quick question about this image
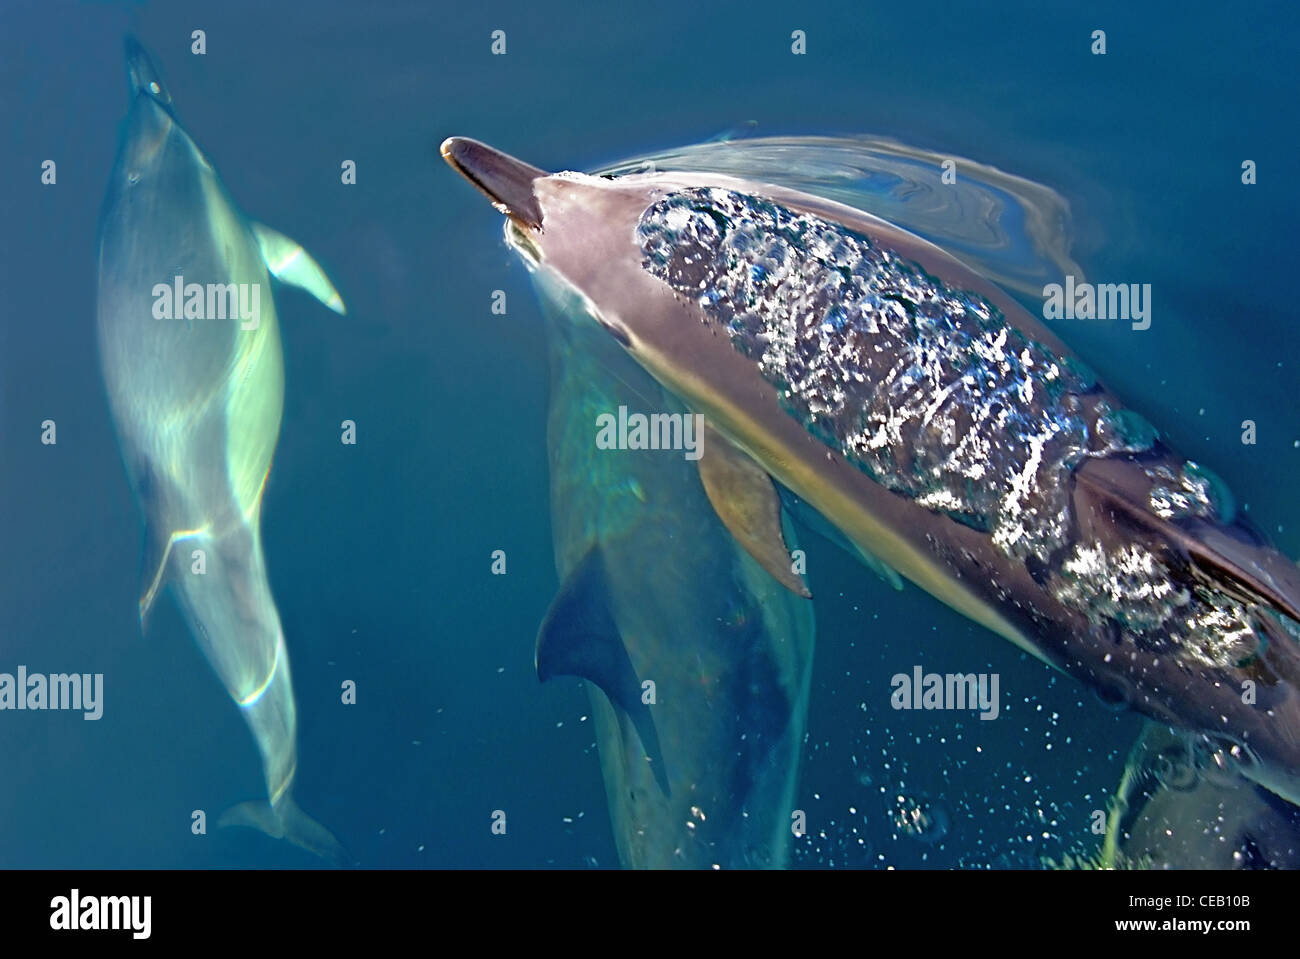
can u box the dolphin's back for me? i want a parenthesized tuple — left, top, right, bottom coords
(97, 107, 283, 535)
(539, 279, 814, 868)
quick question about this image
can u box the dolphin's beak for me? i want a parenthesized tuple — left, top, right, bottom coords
(124, 35, 173, 109)
(441, 137, 547, 231)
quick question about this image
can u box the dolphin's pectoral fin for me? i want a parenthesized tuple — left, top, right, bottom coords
(854, 544, 905, 591)
(218, 796, 354, 866)
(251, 222, 347, 315)
(696, 422, 812, 598)
(536, 547, 670, 794)
(138, 525, 173, 635)
(1074, 457, 1300, 624)
(138, 524, 202, 634)
(778, 486, 902, 589)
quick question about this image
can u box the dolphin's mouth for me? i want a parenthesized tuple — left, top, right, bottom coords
(125, 35, 174, 110)
(504, 218, 543, 266)
(441, 137, 546, 231)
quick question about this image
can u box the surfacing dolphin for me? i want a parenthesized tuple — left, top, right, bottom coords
(533, 265, 815, 868)
(526, 134, 1080, 867)
(443, 136, 1300, 809)
(97, 38, 348, 863)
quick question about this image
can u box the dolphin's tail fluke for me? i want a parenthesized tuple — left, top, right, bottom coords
(218, 796, 353, 866)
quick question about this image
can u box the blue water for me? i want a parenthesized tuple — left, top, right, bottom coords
(1, 0, 1297, 868)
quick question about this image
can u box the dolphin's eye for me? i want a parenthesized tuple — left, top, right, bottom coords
(128, 172, 140, 185)
(598, 319, 631, 348)
(149, 81, 161, 95)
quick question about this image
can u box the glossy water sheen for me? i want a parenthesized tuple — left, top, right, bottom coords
(638, 187, 1143, 564)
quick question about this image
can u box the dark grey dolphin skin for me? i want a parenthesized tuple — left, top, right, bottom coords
(533, 268, 815, 868)
(443, 137, 1300, 807)
(97, 39, 347, 862)
(1101, 723, 1300, 869)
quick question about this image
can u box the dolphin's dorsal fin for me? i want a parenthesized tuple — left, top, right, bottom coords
(696, 421, 812, 598)
(1074, 456, 1300, 624)
(1181, 523, 1300, 625)
(251, 222, 347, 315)
(536, 548, 638, 708)
(536, 547, 670, 794)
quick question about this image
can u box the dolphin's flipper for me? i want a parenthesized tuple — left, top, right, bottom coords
(778, 487, 904, 590)
(138, 525, 174, 634)
(251, 222, 347, 315)
(536, 547, 670, 794)
(138, 524, 204, 634)
(218, 796, 353, 865)
(696, 422, 811, 598)
(851, 543, 905, 591)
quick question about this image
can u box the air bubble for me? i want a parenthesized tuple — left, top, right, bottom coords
(889, 793, 950, 844)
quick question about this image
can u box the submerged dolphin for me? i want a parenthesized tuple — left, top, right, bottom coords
(97, 39, 347, 862)
(533, 265, 815, 868)
(443, 136, 1300, 808)
(1097, 723, 1300, 869)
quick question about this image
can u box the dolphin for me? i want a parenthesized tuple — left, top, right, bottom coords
(97, 38, 347, 862)
(443, 136, 1300, 809)
(533, 265, 815, 868)
(528, 135, 1079, 867)
(1097, 722, 1300, 869)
